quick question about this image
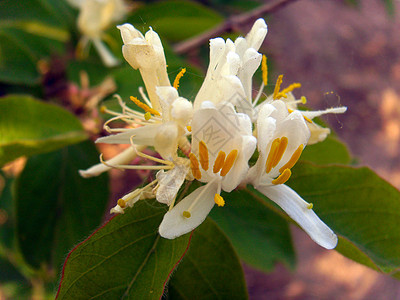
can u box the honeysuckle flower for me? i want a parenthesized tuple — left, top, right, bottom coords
(118, 24, 171, 111)
(159, 101, 257, 239)
(245, 101, 338, 249)
(68, 0, 127, 67)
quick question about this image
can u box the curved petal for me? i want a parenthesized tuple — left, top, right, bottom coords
(159, 182, 218, 239)
(245, 18, 268, 51)
(79, 146, 139, 178)
(256, 184, 338, 249)
(95, 124, 161, 145)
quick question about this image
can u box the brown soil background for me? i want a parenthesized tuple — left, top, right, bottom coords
(243, 0, 400, 299)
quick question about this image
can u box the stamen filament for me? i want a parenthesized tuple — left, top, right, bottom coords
(213, 151, 226, 173)
(220, 150, 238, 176)
(173, 68, 186, 90)
(138, 87, 152, 107)
(214, 194, 225, 207)
(279, 144, 304, 173)
(272, 168, 292, 185)
(100, 154, 172, 170)
(272, 75, 283, 100)
(253, 81, 265, 107)
(130, 96, 160, 116)
(199, 141, 209, 171)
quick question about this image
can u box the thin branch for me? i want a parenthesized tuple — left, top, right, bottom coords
(173, 0, 300, 55)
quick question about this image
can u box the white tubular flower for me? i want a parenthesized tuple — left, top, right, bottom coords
(68, 0, 127, 67)
(118, 24, 170, 111)
(193, 38, 245, 109)
(159, 101, 257, 239)
(246, 101, 338, 249)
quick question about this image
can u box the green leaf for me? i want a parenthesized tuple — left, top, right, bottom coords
(0, 172, 15, 250)
(15, 141, 109, 270)
(300, 135, 351, 165)
(0, 95, 87, 167)
(383, 0, 395, 15)
(127, 0, 223, 42)
(167, 218, 248, 299)
(289, 162, 400, 276)
(210, 189, 295, 272)
(56, 200, 191, 299)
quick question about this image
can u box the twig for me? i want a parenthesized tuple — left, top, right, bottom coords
(173, 0, 300, 54)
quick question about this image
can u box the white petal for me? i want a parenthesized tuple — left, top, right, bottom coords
(302, 107, 347, 119)
(95, 124, 161, 145)
(79, 146, 137, 178)
(117, 23, 144, 44)
(159, 182, 218, 239)
(156, 86, 179, 120)
(245, 18, 268, 51)
(256, 184, 338, 249)
(154, 122, 179, 160)
(222, 135, 256, 192)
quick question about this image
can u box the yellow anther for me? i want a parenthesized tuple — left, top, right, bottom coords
(272, 168, 292, 185)
(130, 96, 160, 116)
(117, 199, 126, 208)
(303, 115, 313, 123)
(186, 125, 192, 132)
(272, 75, 283, 100)
(288, 108, 294, 113)
(213, 151, 226, 173)
(144, 112, 151, 120)
(272, 136, 288, 168)
(277, 83, 302, 99)
(301, 96, 307, 104)
(262, 55, 268, 85)
(173, 68, 186, 90)
(199, 141, 209, 171)
(307, 203, 314, 210)
(265, 138, 281, 173)
(214, 194, 225, 207)
(279, 144, 304, 173)
(100, 105, 107, 113)
(220, 149, 238, 176)
(182, 211, 191, 218)
(189, 153, 202, 180)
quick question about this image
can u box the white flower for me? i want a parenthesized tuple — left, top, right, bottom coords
(159, 101, 256, 239)
(118, 24, 170, 111)
(68, 0, 127, 67)
(246, 101, 338, 249)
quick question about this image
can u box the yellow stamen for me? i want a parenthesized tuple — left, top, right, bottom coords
(186, 125, 192, 132)
(272, 136, 288, 168)
(144, 112, 151, 120)
(130, 96, 160, 116)
(277, 83, 302, 99)
(220, 150, 238, 176)
(213, 151, 226, 173)
(189, 153, 202, 180)
(117, 199, 126, 208)
(288, 108, 294, 113)
(214, 194, 225, 207)
(307, 203, 314, 209)
(303, 115, 313, 123)
(301, 96, 307, 104)
(272, 75, 283, 99)
(262, 55, 268, 85)
(182, 211, 191, 218)
(272, 168, 292, 185)
(199, 141, 209, 171)
(265, 138, 281, 173)
(100, 105, 107, 113)
(279, 144, 304, 173)
(173, 68, 186, 90)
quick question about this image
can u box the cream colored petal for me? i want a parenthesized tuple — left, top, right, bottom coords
(245, 18, 268, 51)
(159, 181, 218, 239)
(256, 184, 338, 249)
(95, 124, 161, 145)
(156, 164, 188, 205)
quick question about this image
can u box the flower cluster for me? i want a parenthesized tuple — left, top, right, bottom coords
(81, 18, 347, 249)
